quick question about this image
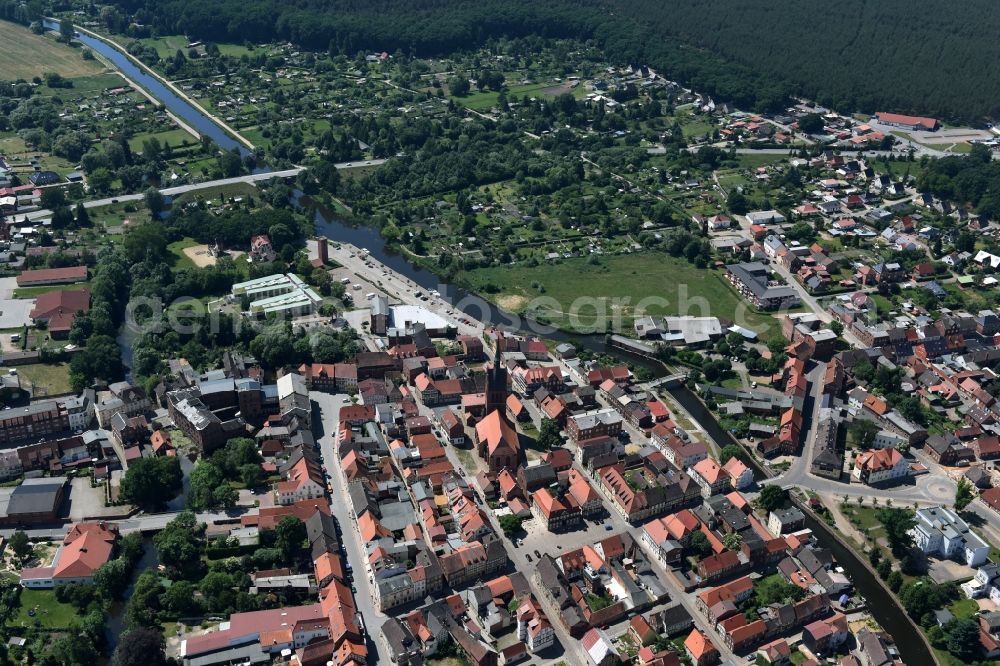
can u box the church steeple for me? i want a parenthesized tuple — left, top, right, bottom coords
(485, 332, 509, 416)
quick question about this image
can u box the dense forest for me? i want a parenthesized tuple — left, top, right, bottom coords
(91, 0, 1000, 122)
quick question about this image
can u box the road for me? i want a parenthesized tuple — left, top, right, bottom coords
(768, 362, 956, 509)
(313, 391, 393, 665)
(0, 508, 245, 540)
(17, 168, 304, 221)
(16, 161, 384, 223)
(430, 422, 587, 666)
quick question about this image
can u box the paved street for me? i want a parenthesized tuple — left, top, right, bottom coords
(18, 161, 384, 223)
(0, 508, 244, 540)
(410, 401, 584, 665)
(312, 391, 393, 665)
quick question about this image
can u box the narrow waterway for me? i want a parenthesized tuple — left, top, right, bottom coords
(42, 19, 250, 156)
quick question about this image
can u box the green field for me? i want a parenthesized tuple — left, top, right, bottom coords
(0, 21, 106, 81)
(15, 363, 74, 397)
(13, 283, 92, 299)
(128, 128, 199, 152)
(168, 237, 200, 270)
(137, 34, 253, 59)
(170, 182, 259, 207)
(462, 253, 782, 339)
(734, 153, 792, 168)
(451, 81, 581, 111)
(9, 589, 78, 629)
(35, 72, 125, 96)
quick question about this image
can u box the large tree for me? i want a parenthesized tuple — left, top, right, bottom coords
(94, 557, 132, 599)
(757, 484, 786, 513)
(153, 511, 204, 577)
(120, 456, 182, 511)
(943, 618, 983, 662)
(9, 530, 31, 563)
(876, 508, 916, 558)
(112, 627, 167, 666)
(954, 478, 974, 511)
(535, 418, 564, 450)
(275, 516, 307, 564)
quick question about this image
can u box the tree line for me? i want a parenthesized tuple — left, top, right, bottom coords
(92, 0, 1000, 122)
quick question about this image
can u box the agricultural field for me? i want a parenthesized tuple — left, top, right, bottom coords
(0, 21, 106, 81)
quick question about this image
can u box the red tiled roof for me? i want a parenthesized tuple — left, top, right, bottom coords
(54, 527, 115, 578)
(475, 409, 520, 457)
(29, 288, 90, 331)
(17, 265, 87, 286)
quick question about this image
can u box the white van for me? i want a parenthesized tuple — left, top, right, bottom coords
(340, 277, 351, 284)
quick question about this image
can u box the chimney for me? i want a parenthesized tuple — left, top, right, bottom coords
(317, 236, 329, 265)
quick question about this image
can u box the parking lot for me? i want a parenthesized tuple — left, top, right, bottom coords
(67, 477, 126, 521)
(0, 276, 34, 330)
(513, 505, 621, 565)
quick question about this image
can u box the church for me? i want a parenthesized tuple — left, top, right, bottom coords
(474, 345, 523, 474)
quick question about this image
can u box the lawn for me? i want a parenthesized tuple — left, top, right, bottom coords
(13, 283, 92, 298)
(947, 597, 980, 619)
(839, 503, 889, 549)
(734, 153, 791, 168)
(0, 21, 106, 80)
(86, 202, 150, 230)
(462, 253, 782, 340)
(451, 81, 571, 111)
(136, 34, 255, 61)
(170, 182, 259, 207)
(35, 71, 124, 96)
(128, 128, 198, 152)
(168, 237, 200, 270)
(15, 363, 74, 397)
(9, 589, 78, 629)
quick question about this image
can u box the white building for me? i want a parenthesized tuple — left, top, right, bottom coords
(962, 562, 1000, 604)
(59, 393, 94, 431)
(912, 506, 989, 568)
(872, 430, 907, 449)
(0, 449, 22, 481)
(516, 600, 554, 653)
(852, 448, 909, 485)
(231, 273, 322, 318)
(746, 210, 787, 226)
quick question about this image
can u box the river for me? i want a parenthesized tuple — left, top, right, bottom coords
(48, 20, 934, 665)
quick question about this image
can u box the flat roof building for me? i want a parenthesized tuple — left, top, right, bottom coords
(231, 273, 322, 318)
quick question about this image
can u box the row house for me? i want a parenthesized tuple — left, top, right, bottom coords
(298, 363, 359, 392)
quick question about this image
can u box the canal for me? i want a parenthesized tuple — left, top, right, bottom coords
(43, 19, 250, 156)
(668, 377, 934, 666)
(44, 19, 935, 665)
